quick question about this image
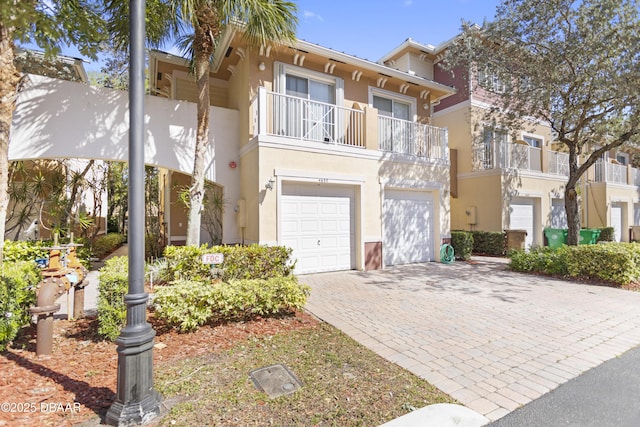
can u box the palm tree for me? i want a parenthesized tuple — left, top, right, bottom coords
(106, 0, 297, 246)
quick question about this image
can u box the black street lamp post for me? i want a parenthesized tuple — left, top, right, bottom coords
(105, 0, 162, 424)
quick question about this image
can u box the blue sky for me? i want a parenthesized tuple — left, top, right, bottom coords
(29, 0, 501, 71)
(294, 0, 501, 61)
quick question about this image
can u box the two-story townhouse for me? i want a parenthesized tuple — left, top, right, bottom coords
(147, 26, 456, 273)
(11, 32, 455, 273)
(380, 37, 640, 247)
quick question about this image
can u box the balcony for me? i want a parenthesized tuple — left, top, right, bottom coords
(474, 141, 542, 172)
(378, 116, 448, 161)
(251, 87, 448, 162)
(595, 159, 631, 185)
(548, 151, 569, 176)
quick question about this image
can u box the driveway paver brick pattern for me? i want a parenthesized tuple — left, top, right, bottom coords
(302, 257, 640, 421)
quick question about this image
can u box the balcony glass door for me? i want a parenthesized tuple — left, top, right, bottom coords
(286, 74, 335, 142)
(374, 95, 411, 153)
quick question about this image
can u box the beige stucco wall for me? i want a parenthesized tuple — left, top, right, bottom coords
(585, 182, 639, 241)
(249, 144, 450, 266)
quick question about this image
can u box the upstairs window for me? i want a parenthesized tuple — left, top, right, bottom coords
(478, 65, 509, 93)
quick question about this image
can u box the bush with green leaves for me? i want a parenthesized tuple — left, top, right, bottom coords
(509, 243, 640, 285)
(3, 240, 49, 263)
(471, 231, 505, 256)
(162, 244, 295, 283)
(152, 276, 311, 332)
(451, 231, 473, 261)
(509, 246, 570, 275)
(565, 243, 640, 285)
(596, 227, 615, 243)
(97, 256, 128, 341)
(0, 262, 41, 351)
(91, 233, 126, 259)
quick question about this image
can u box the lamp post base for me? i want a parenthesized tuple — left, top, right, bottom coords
(105, 312, 161, 426)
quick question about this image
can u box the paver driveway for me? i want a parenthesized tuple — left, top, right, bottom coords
(301, 257, 640, 421)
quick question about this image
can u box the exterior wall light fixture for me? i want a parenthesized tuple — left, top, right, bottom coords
(265, 177, 275, 190)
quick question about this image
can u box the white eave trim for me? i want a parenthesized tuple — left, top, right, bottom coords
(295, 40, 455, 96)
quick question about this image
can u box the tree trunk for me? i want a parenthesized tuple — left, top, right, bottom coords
(186, 31, 213, 246)
(565, 146, 581, 245)
(0, 23, 21, 265)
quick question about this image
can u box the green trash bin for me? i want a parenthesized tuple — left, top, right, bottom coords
(579, 228, 601, 245)
(544, 228, 567, 248)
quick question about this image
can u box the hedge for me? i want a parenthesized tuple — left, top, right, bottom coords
(152, 277, 311, 332)
(161, 244, 295, 283)
(451, 231, 473, 260)
(509, 242, 640, 285)
(0, 262, 41, 351)
(471, 231, 505, 256)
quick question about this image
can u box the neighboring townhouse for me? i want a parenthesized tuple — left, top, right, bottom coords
(585, 147, 640, 242)
(148, 25, 456, 273)
(380, 37, 640, 247)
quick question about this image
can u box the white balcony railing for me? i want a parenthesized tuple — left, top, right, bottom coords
(548, 151, 570, 176)
(378, 116, 448, 161)
(252, 88, 365, 148)
(595, 160, 627, 184)
(474, 141, 542, 171)
(632, 167, 640, 186)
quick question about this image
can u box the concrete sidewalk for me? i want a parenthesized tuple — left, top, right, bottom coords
(302, 257, 640, 423)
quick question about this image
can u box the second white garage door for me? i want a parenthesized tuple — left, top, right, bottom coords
(383, 189, 434, 266)
(281, 183, 355, 274)
(509, 198, 535, 250)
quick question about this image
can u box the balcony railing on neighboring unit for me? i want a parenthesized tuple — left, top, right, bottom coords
(548, 151, 569, 176)
(595, 159, 627, 184)
(474, 142, 542, 172)
(253, 89, 365, 148)
(378, 116, 448, 161)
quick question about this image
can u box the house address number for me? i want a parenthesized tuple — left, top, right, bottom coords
(318, 178, 329, 183)
(201, 253, 224, 265)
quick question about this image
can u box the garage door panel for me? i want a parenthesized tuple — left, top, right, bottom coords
(281, 184, 355, 274)
(383, 190, 434, 266)
(510, 198, 535, 250)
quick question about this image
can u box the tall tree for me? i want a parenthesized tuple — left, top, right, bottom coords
(443, 0, 640, 245)
(0, 0, 105, 264)
(106, 0, 297, 246)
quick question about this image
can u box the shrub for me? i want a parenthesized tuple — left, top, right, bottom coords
(596, 227, 615, 243)
(0, 262, 41, 351)
(509, 243, 640, 285)
(509, 246, 569, 275)
(153, 276, 311, 332)
(471, 231, 506, 256)
(3, 240, 49, 263)
(451, 231, 473, 260)
(91, 233, 126, 259)
(97, 256, 128, 341)
(565, 243, 640, 285)
(162, 244, 296, 283)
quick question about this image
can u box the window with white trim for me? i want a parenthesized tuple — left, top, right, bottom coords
(523, 135, 543, 148)
(479, 126, 509, 169)
(478, 65, 508, 93)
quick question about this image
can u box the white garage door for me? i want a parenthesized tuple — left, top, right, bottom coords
(510, 198, 535, 250)
(383, 189, 434, 266)
(281, 183, 355, 274)
(611, 203, 623, 242)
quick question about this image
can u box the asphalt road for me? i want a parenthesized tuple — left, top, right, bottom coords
(488, 344, 640, 427)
